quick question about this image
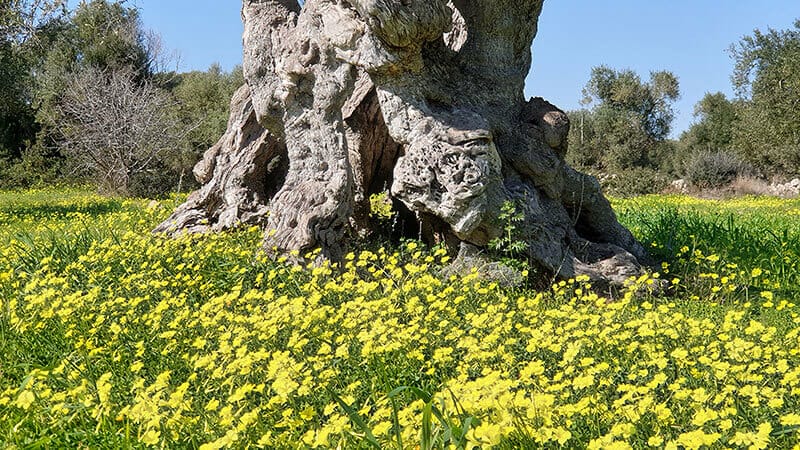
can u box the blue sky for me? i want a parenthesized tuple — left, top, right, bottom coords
(125, 0, 798, 137)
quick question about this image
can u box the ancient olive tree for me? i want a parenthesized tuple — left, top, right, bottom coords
(156, 0, 649, 286)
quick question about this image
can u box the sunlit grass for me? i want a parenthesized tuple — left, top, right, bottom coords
(1, 189, 799, 449)
(615, 195, 800, 302)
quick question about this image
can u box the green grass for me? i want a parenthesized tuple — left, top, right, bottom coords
(615, 195, 800, 301)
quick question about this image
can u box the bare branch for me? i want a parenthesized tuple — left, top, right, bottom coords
(55, 66, 189, 195)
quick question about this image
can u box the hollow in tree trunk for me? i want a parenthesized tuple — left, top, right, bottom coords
(155, 0, 649, 286)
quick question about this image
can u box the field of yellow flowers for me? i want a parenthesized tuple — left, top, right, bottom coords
(1, 188, 800, 449)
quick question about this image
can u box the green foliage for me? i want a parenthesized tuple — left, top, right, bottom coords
(165, 64, 243, 183)
(0, 1, 243, 196)
(0, 1, 238, 194)
(0, 40, 37, 163)
(3, 1, 168, 191)
(2, 1, 155, 188)
(582, 66, 679, 142)
(570, 20, 800, 184)
(0, 1, 66, 166)
(488, 200, 529, 269)
(0, 2, 67, 187)
(1, 137, 66, 189)
(729, 19, 800, 176)
(172, 64, 242, 149)
(614, 195, 800, 298)
(30, 0, 152, 123)
(565, 109, 598, 170)
(69, 0, 150, 75)
(678, 19, 800, 179)
(334, 386, 477, 450)
(648, 139, 686, 178)
(594, 108, 652, 170)
(568, 66, 680, 177)
(680, 92, 739, 154)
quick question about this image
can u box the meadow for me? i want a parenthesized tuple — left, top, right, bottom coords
(1, 188, 799, 449)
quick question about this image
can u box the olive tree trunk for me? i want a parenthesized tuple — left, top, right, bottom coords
(156, 0, 649, 286)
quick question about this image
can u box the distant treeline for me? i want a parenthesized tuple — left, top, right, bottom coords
(566, 19, 800, 195)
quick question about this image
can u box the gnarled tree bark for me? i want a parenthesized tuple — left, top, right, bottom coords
(156, 0, 649, 286)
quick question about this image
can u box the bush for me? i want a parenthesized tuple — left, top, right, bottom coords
(684, 150, 752, 188)
(0, 145, 66, 189)
(601, 167, 669, 197)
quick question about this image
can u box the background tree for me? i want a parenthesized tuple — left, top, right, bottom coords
(574, 66, 680, 172)
(0, 37, 36, 163)
(678, 92, 751, 188)
(31, 1, 152, 149)
(566, 66, 680, 195)
(2, 0, 241, 194)
(0, 0, 66, 185)
(565, 109, 598, 169)
(729, 19, 800, 176)
(21, 0, 201, 195)
(1, 0, 66, 43)
(2, 0, 156, 186)
(680, 92, 739, 153)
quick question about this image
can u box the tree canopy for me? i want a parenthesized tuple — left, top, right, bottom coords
(568, 66, 680, 178)
(680, 92, 738, 154)
(730, 19, 800, 175)
(583, 66, 680, 142)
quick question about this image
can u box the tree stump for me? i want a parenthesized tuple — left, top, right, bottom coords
(156, 0, 649, 285)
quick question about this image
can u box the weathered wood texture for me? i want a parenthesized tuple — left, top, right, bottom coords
(157, 0, 648, 285)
